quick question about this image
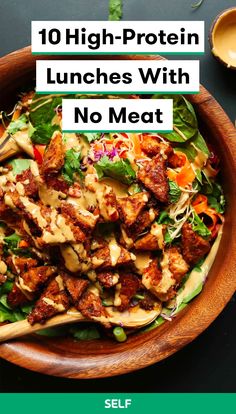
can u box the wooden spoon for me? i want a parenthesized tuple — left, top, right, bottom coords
(0, 306, 160, 342)
(0, 132, 21, 162)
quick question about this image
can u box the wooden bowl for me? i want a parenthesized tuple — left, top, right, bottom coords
(0, 47, 236, 379)
(209, 7, 236, 69)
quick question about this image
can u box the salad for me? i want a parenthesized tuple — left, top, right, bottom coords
(0, 92, 225, 342)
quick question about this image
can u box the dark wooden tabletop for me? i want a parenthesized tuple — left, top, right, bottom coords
(0, 0, 235, 392)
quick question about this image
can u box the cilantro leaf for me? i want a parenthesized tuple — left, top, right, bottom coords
(207, 194, 226, 214)
(201, 181, 226, 213)
(157, 211, 174, 225)
(164, 230, 173, 244)
(94, 156, 135, 184)
(7, 114, 28, 135)
(82, 132, 102, 143)
(62, 149, 82, 185)
(30, 95, 63, 144)
(168, 180, 181, 204)
(128, 183, 142, 195)
(211, 182, 224, 198)
(191, 212, 211, 238)
(109, 0, 122, 20)
(0, 281, 13, 296)
(8, 159, 31, 176)
(4, 233, 21, 251)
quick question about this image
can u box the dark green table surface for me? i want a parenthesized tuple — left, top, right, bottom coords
(0, 0, 235, 392)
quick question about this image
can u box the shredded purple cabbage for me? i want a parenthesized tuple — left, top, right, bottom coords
(92, 147, 118, 162)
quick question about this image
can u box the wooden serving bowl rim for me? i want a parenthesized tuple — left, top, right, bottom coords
(0, 47, 236, 379)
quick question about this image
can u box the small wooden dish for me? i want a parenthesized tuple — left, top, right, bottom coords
(0, 48, 236, 379)
(210, 7, 236, 69)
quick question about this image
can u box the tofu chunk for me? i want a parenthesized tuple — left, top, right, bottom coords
(166, 246, 189, 283)
(117, 192, 149, 227)
(135, 223, 165, 251)
(77, 291, 106, 319)
(127, 208, 158, 241)
(140, 134, 172, 157)
(7, 283, 29, 308)
(115, 273, 140, 311)
(28, 276, 70, 325)
(142, 257, 175, 302)
(91, 245, 135, 270)
(97, 271, 119, 288)
(62, 274, 89, 305)
(138, 154, 169, 203)
(182, 223, 210, 265)
(19, 266, 56, 293)
(41, 131, 65, 174)
(16, 168, 38, 198)
(61, 202, 98, 233)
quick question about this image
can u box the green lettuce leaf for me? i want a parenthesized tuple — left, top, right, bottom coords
(95, 156, 135, 184)
(191, 212, 211, 238)
(36, 327, 66, 337)
(0, 302, 25, 323)
(153, 94, 198, 142)
(191, 131, 210, 155)
(70, 325, 100, 340)
(142, 316, 165, 332)
(174, 146, 197, 162)
(174, 132, 209, 161)
(195, 168, 203, 184)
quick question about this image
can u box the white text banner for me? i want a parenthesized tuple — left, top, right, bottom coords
(62, 98, 173, 132)
(36, 60, 200, 94)
(32, 21, 204, 54)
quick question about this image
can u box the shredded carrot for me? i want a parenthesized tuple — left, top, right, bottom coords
(192, 194, 224, 234)
(167, 169, 177, 181)
(11, 108, 21, 121)
(176, 158, 195, 187)
(131, 133, 142, 156)
(204, 208, 219, 230)
(192, 194, 208, 215)
(172, 151, 187, 167)
(0, 124, 5, 138)
(93, 142, 103, 152)
(19, 240, 30, 248)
